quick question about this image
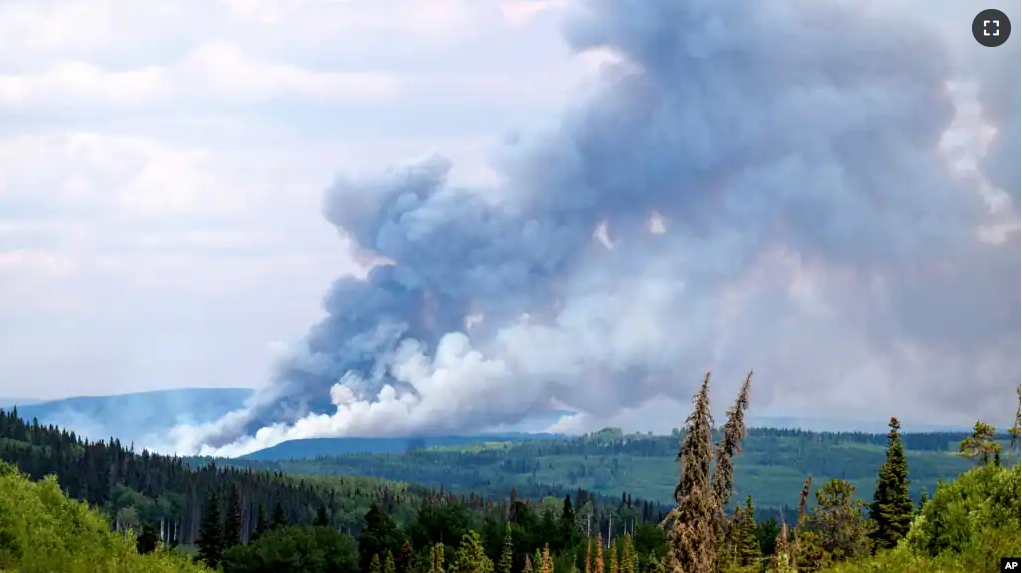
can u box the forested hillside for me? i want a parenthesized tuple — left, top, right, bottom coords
(0, 406, 673, 547)
(2, 375, 1017, 573)
(217, 426, 1010, 511)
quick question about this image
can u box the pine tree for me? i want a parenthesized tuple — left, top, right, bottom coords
(523, 554, 534, 573)
(869, 417, 913, 551)
(271, 500, 287, 528)
(666, 372, 716, 573)
(385, 550, 397, 573)
(432, 543, 445, 573)
(916, 489, 928, 517)
(498, 523, 514, 573)
(561, 495, 576, 543)
(371, 553, 383, 573)
(534, 549, 543, 573)
(251, 503, 268, 542)
(541, 544, 553, 573)
(222, 483, 242, 548)
(621, 535, 635, 573)
(585, 538, 593, 573)
(196, 490, 224, 568)
(314, 504, 330, 527)
(646, 551, 665, 573)
(455, 531, 494, 573)
(595, 535, 605, 573)
(735, 497, 761, 568)
(609, 544, 618, 573)
(959, 421, 1001, 465)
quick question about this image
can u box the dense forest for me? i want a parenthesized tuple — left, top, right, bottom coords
(207, 426, 1011, 511)
(1, 375, 1019, 572)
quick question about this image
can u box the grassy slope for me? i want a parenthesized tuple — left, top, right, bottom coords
(0, 460, 209, 573)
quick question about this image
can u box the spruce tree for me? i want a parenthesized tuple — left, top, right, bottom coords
(196, 490, 224, 568)
(869, 417, 913, 551)
(371, 553, 383, 573)
(621, 535, 635, 573)
(222, 483, 242, 548)
(735, 497, 761, 568)
(251, 503, 268, 542)
(609, 544, 618, 573)
(666, 372, 716, 573)
(498, 523, 514, 573)
(271, 500, 287, 528)
(385, 550, 397, 573)
(454, 531, 494, 573)
(523, 554, 534, 573)
(314, 504, 331, 527)
(958, 421, 1001, 465)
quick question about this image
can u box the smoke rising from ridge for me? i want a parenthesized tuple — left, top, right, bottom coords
(173, 0, 1020, 457)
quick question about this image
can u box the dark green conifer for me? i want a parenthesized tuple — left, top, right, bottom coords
(222, 484, 242, 548)
(869, 417, 913, 551)
(271, 500, 288, 529)
(196, 491, 224, 568)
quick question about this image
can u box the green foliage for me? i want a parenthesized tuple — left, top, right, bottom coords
(868, 417, 913, 551)
(905, 463, 1020, 557)
(223, 484, 243, 548)
(360, 502, 407, 573)
(0, 460, 210, 572)
(499, 523, 514, 573)
(454, 530, 494, 573)
(958, 421, 1001, 465)
(196, 490, 224, 568)
(797, 479, 872, 569)
(220, 524, 359, 573)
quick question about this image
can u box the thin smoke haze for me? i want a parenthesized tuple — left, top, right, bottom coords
(170, 0, 1020, 458)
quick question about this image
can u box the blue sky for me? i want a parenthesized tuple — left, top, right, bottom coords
(0, 0, 1018, 447)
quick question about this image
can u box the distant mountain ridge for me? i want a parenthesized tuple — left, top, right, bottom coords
(0, 388, 972, 457)
(4, 387, 255, 447)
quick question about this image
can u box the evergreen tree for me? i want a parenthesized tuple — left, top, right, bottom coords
(561, 495, 576, 543)
(958, 421, 1001, 465)
(739, 494, 764, 563)
(621, 535, 635, 573)
(523, 554, 534, 573)
(271, 500, 287, 529)
(314, 504, 331, 527)
(385, 550, 397, 573)
(498, 523, 514, 573)
(541, 544, 553, 573)
(251, 503, 268, 543)
(431, 543, 445, 573)
(608, 544, 618, 573)
(594, 535, 604, 573)
(915, 490, 928, 518)
(196, 491, 224, 568)
(666, 373, 716, 573)
(360, 502, 405, 573)
(371, 553, 383, 573)
(646, 551, 665, 573)
(135, 522, 160, 555)
(805, 479, 872, 564)
(454, 530, 494, 573)
(222, 483, 242, 548)
(869, 417, 913, 551)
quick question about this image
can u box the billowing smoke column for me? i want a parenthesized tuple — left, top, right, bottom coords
(176, 0, 1020, 457)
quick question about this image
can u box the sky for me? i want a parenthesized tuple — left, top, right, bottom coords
(0, 0, 1019, 450)
(0, 0, 599, 399)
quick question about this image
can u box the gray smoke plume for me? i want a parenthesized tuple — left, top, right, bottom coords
(174, 0, 1020, 457)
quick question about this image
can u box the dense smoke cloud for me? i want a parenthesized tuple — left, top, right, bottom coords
(173, 0, 1020, 457)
